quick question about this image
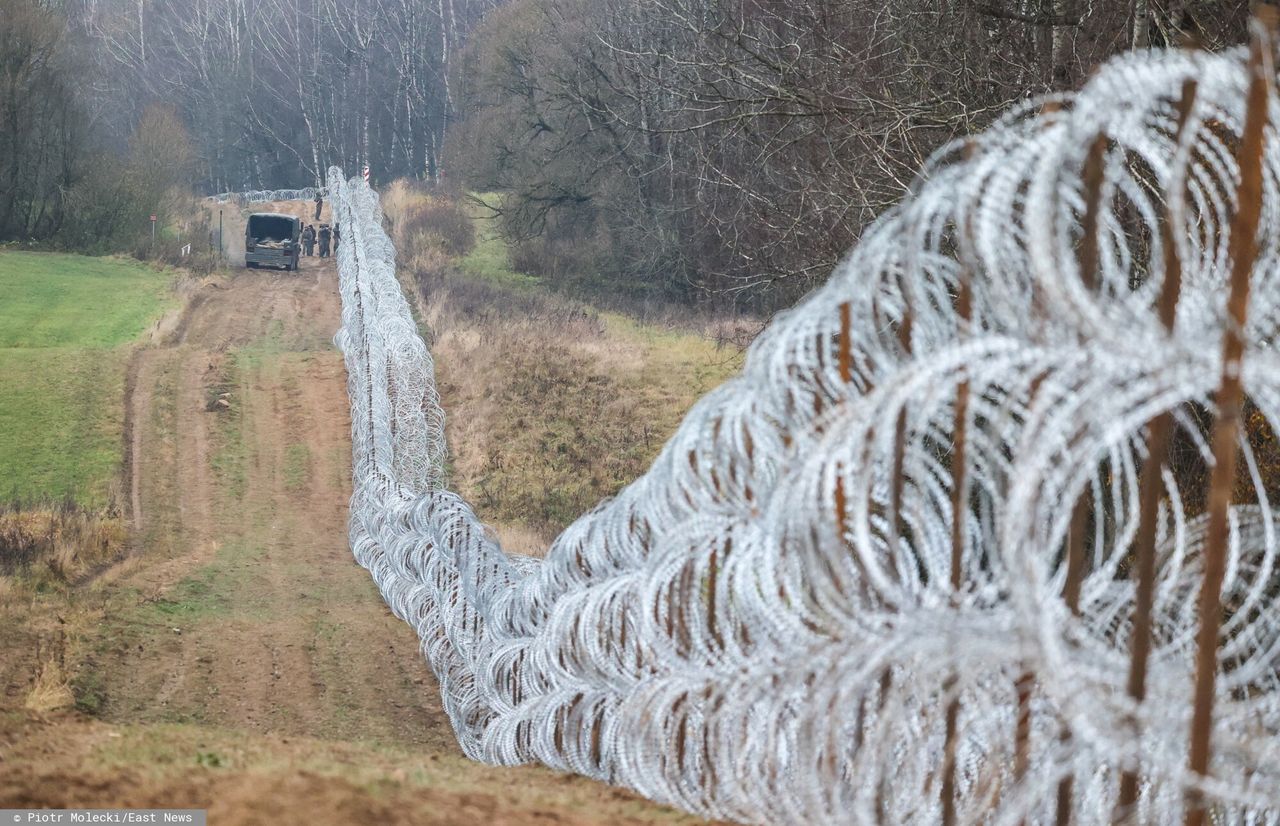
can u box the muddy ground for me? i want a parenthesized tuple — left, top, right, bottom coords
(0, 201, 705, 825)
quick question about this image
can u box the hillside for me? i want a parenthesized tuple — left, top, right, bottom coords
(389, 188, 750, 550)
(0, 200, 736, 823)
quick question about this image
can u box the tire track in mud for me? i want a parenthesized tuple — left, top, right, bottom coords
(1, 223, 705, 824)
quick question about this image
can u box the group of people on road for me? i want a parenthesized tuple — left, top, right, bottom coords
(300, 222, 339, 258)
(301, 194, 340, 258)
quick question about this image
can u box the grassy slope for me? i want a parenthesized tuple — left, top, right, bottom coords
(2, 256, 703, 825)
(457, 198, 541, 291)
(0, 252, 173, 504)
(428, 194, 746, 546)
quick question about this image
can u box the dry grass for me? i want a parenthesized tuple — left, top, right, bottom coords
(0, 500, 128, 581)
(383, 180, 475, 275)
(390, 187, 748, 550)
(380, 179, 422, 228)
(25, 659, 75, 712)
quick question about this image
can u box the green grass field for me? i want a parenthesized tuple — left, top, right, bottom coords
(457, 194, 541, 290)
(0, 252, 174, 504)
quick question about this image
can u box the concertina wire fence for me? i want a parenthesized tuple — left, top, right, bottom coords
(314, 30, 1280, 826)
(208, 186, 327, 206)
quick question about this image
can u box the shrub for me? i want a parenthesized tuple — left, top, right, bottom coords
(0, 498, 127, 579)
(381, 179, 424, 227)
(402, 197, 476, 258)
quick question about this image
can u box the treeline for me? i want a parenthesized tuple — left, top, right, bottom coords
(2, 0, 213, 254)
(0, 0, 194, 249)
(75, 0, 499, 191)
(2, 0, 493, 250)
(1, 0, 1252, 303)
(444, 0, 1250, 307)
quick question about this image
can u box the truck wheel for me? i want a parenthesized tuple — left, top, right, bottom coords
(247, 262, 259, 269)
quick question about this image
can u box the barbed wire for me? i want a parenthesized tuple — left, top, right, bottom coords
(206, 187, 328, 206)
(324, 35, 1280, 826)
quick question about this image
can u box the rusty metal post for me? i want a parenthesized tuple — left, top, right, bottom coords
(1049, 122, 1112, 826)
(1185, 11, 1275, 826)
(1116, 75, 1200, 815)
(942, 141, 978, 826)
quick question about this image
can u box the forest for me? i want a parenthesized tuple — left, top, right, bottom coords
(0, 0, 1252, 305)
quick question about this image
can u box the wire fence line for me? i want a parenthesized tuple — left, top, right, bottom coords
(321, 33, 1280, 826)
(206, 187, 328, 206)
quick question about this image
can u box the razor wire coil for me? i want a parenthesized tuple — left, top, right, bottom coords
(313, 42, 1280, 826)
(207, 187, 328, 206)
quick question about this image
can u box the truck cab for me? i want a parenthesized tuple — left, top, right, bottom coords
(245, 213, 301, 272)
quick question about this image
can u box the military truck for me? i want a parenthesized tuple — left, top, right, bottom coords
(244, 213, 301, 271)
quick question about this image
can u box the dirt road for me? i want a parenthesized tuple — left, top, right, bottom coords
(0, 207, 700, 825)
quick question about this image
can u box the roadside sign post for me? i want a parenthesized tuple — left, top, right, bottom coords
(150, 214, 157, 247)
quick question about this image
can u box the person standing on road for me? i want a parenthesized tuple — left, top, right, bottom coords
(318, 224, 331, 258)
(332, 223, 340, 255)
(314, 193, 323, 221)
(302, 224, 316, 257)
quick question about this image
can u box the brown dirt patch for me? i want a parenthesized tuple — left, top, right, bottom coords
(0, 230, 705, 823)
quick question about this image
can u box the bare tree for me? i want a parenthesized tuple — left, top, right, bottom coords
(448, 0, 1249, 306)
(68, 0, 501, 191)
(0, 0, 87, 239)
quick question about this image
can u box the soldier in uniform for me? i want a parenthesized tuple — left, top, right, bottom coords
(318, 224, 332, 258)
(302, 224, 316, 257)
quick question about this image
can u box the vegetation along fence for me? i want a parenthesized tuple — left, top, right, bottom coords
(207, 188, 328, 206)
